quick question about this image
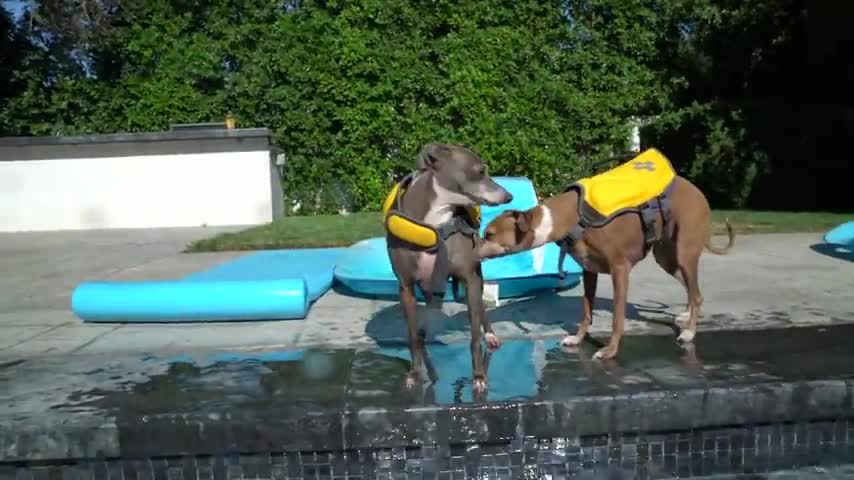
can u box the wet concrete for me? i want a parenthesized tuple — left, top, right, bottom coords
(3, 324, 854, 462)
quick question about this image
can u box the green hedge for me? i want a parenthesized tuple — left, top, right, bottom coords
(1, 0, 687, 213)
(6, 0, 848, 212)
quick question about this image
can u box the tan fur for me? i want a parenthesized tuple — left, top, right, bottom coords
(479, 176, 735, 360)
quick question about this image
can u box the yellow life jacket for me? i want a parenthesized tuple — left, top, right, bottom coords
(572, 148, 677, 226)
(556, 148, 678, 277)
(381, 172, 481, 250)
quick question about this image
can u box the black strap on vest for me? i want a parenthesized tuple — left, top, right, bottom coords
(556, 224, 586, 280)
(428, 215, 480, 299)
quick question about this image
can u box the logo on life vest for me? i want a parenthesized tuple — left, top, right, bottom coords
(632, 161, 656, 172)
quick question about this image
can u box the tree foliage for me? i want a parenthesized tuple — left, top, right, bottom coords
(2, 0, 851, 212)
(646, 0, 853, 210)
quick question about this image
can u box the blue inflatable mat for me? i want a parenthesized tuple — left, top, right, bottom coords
(824, 221, 854, 247)
(72, 248, 344, 323)
(334, 176, 583, 300)
(183, 249, 341, 301)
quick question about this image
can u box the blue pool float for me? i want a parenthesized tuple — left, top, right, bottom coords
(72, 248, 344, 323)
(71, 176, 584, 323)
(824, 221, 854, 247)
(334, 176, 583, 300)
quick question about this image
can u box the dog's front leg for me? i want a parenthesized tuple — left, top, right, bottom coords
(562, 269, 597, 347)
(595, 261, 629, 360)
(400, 283, 427, 389)
(473, 264, 501, 350)
(464, 275, 489, 393)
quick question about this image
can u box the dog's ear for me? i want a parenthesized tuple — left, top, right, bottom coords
(513, 210, 533, 233)
(415, 143, 449, 171)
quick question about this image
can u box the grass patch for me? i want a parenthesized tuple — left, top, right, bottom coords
(710, 210, 849, 235)
(186, 212, 384, 252)
(186, 210, 851, 252)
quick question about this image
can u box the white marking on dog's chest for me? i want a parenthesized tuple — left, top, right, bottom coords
(531, 245, 546, 273)
(424, 179, 468, 226)
(533, 206, 553, 247)
(424, 204, 454, 226)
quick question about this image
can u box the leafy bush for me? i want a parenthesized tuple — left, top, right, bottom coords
(644, 103, 769, 209)
(2, 0, 687, 213)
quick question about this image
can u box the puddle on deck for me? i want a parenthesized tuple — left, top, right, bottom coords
(2, 324, 854, 422)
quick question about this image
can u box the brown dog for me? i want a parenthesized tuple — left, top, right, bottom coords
(477, 155, 735, 360)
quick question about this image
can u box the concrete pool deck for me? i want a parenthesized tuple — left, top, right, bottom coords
(0, 228, 852, 359)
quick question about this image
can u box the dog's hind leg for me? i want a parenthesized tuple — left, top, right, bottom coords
(653, 241, 691, 326)
(562, 269, 597, 347)
(675, 249, 703, 344)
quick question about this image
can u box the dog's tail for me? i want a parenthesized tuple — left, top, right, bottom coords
(705, 219, 735, 255)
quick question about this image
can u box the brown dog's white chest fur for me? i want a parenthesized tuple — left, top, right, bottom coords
(533, 205, 611, 273)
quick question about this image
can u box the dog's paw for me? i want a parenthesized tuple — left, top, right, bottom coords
(426, 297, 443, 310)
(677, 329, 696, 344)
(593, 345, 618, 360)
(561, 335, 582, 347)
(484, 332, 502, 350)
(405, 373, 419, 390)
(472, 377, 488, 393)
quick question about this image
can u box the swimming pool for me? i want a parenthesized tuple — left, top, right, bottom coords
(4, 324, 854, 479)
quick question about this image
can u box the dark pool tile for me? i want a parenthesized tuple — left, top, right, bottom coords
(521, 401, 580, 439)
(663, 438, 677, 455)
(676, 461, 691, 479)
(834, 419, 847, 443)
(0, 468, 19, 480)
(343, 405, 448, 449)
(209, 456, 227, 480)
(26, 469, 46, 480)
(124, 460, 150, 480)
(715, 436, 730, 453)
(120, 405, 345, 456)
(447, 403, 521, 445)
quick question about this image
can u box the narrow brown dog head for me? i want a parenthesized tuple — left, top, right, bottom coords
(478, 209, 537, 259)
(416, 143, 513, 206)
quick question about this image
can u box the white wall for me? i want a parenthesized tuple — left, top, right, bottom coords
(0, 150, 283, 232)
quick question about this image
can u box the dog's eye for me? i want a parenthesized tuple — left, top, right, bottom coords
(484, 231, 494, 240)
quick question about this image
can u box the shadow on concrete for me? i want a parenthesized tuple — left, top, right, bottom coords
(810, 242, 854, 263)
(364, 290, 683, 346)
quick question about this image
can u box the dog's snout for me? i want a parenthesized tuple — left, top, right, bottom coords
(505, 192, 514, 203)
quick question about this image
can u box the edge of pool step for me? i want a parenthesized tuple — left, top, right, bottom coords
(2, 377, 852, 463)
